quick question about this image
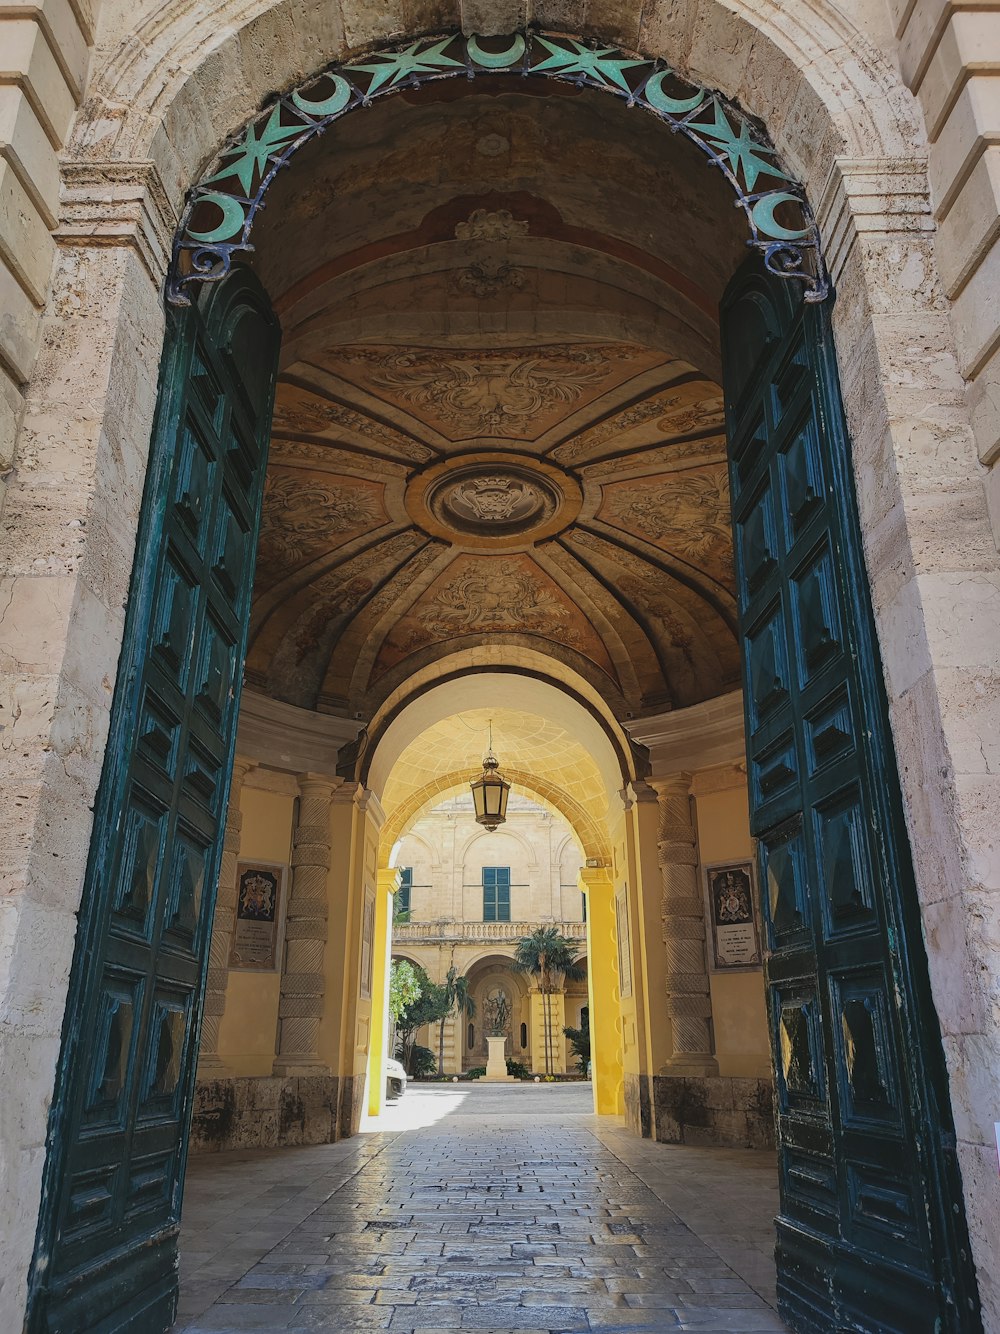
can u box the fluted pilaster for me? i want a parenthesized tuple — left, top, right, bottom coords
(198, 759, 252, 1074)
(652, 773, 718, 1075)
(273, 775, 338, 1074)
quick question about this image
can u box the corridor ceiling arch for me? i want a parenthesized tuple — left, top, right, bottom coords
(364, 675, 626, 810)
(381, 767, 609, 865)
(167, 30, 828, 305)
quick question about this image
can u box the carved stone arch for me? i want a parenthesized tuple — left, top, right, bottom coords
(456, 823, 541, 876)
(390, 828, 442, 875)
(552, 830, 584, 864)
(389, 949, 424, 972)
(71, 0, 926, 306)
(164, 30, 829, 304)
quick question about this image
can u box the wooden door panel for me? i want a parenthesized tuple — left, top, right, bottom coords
(27, 271, 279, 1334)
(722, 263, 982, 1334)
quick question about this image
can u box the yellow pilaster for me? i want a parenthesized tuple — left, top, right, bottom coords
(581, 868, 624, 1115)
(627, 782, 674, 1075)
(367, 867, 400, 1116)
(528, 990, 567, 1075)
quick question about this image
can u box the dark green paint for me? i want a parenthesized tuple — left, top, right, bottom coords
(722, 262, 981, 1334)
(27, 270, 280, 1334)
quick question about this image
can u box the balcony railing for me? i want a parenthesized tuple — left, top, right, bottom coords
(392, 919, 585, 945)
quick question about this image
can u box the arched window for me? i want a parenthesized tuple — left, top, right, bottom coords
(520, 1022, 527, 1049)
(581, 1006, 589, 1030)
(467, 1023, 475, 1051)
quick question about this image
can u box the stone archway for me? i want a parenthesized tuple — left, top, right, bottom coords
(2, 2, 998, 1330)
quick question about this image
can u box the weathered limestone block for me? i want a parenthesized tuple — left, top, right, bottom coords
(653, 1075, 776, 1150)
(190, 1075, 341, 1152)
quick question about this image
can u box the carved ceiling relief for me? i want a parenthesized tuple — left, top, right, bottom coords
(451, 209, 530, 299)
(256, 471, 388, 577)
(373, 555, 616, 681)
(329, 344, 663, 441)
(249, 335, 739, 714)
(597, 466, 735, 586)
(554, 378, 726, 465)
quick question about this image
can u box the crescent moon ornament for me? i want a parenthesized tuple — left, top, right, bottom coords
(467, 34, 526, 68)
(750, 191, 811, 241)
(186, 191, 248, 245)
(644, 69, 705, 116)
(291, 74, 352, 118)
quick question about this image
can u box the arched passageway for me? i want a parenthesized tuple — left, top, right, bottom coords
(10, 26, 986, 1334)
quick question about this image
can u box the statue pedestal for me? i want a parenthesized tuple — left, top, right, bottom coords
(484, 1034, 513, 1081)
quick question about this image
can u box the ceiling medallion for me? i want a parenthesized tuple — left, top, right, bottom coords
(406, 453, 582, 549)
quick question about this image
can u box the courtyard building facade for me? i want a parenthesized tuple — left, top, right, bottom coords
(0, 5, 999, 1334)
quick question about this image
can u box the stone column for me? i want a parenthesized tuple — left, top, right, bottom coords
(273, 775, 338, 1075)
(198, 758, 252, 1074)
(651, 774, 718, 1076)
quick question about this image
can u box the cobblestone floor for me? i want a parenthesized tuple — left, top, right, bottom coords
(174, 1084, 788, 1333)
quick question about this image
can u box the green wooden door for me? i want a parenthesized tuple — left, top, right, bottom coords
(27, 270, 280, 1333)
(721, 264, 981, 1333)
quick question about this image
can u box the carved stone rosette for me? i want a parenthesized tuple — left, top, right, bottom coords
(273, 775, 338, 1074)
(198, 759, 252, 1073)
(652, 773, 718, 1075)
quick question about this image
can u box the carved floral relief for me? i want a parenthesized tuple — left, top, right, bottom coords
(330, 344, 658, 440)
(598, 465, 734, 584)
(258, 472, 386, 564)
(271, 384, 431, 460)
(373, 554, 614, 676)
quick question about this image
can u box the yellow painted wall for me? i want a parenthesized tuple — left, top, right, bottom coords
(694, 780, 771, 1079)
(216, 784, 294, 1075)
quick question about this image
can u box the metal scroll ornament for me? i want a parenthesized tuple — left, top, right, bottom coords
(167, 31, 828, 305)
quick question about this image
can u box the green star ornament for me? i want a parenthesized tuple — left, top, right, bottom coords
(203, 104, 304, 196)
(349, 38, 465, 96)
(690, 102, 789, 191)
(531, 36, 648, 93)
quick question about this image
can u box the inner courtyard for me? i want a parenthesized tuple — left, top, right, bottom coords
(2, 12, 999, 1334)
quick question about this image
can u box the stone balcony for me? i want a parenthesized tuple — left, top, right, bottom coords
(392, 919, 585, 945)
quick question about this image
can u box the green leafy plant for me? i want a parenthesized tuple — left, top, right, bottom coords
(395, 967, 451, 1072)
(513, 927, 586, 1075)
(389, 959, 422, 1024)
(563, 1023, 591, 1075)
(465, 1066, 486, 1079)
(409, 1045, 437, 1078)
(506, 1058, 530, 1079)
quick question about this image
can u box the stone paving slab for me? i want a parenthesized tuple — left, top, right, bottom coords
(174, 1085, 788, 1334)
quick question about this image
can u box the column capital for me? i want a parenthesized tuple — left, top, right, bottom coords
(621, 780, 660, 811)
(579, 866, 613, 889)
(378, 867, 402, 895)
(355, 786, 386, 830)
(648, 772, 694, 801)
(297, 773, 341, 802)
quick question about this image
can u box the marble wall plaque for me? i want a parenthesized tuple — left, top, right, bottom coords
(229, 861, 286, 970)
(705, 861, 762, 969)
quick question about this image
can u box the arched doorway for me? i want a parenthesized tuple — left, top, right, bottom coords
(20, 28, 982, 1334)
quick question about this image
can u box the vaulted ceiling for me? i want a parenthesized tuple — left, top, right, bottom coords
(245, 78, 745, 725)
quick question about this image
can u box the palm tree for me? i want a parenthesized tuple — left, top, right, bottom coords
(437, 966, 475, 1075)
(513, 927, 586, 1075)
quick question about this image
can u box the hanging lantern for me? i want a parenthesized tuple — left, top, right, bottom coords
(470, 724, 510, 830)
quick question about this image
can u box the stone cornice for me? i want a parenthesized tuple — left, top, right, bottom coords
(241, 765, 298, 797)
(57, 160, 179, 282)
(626, 691, 745, 776)
(236, 690, 362, 777)
(816, 155, 932, 284)
(690, 763, 748, 797)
